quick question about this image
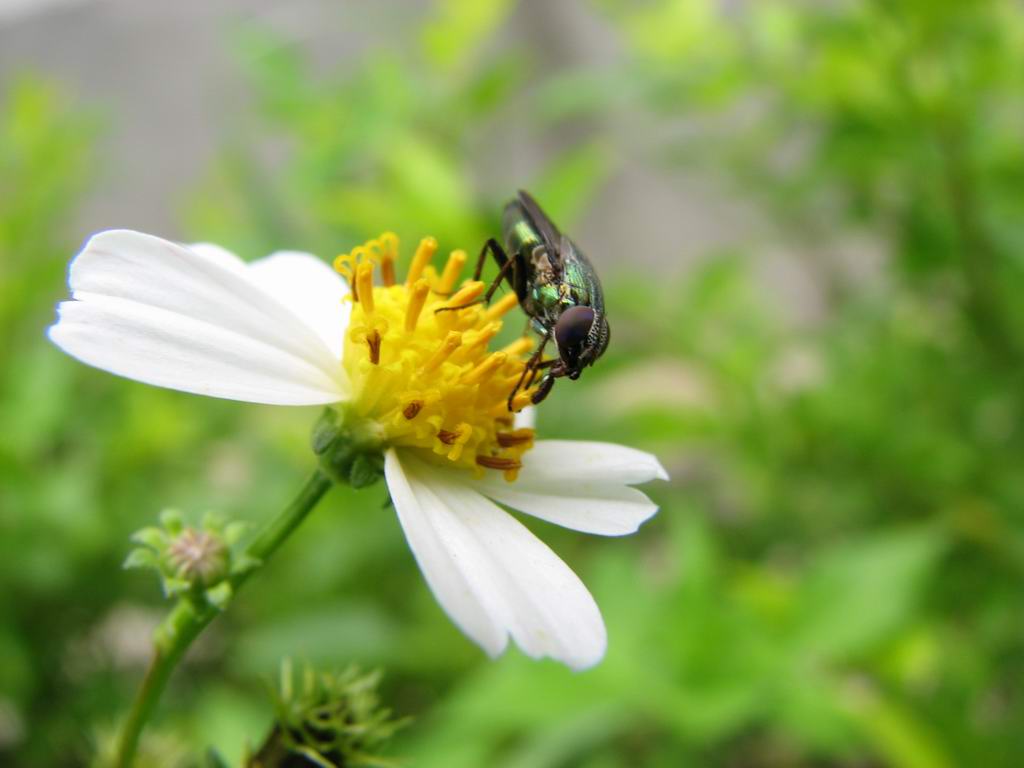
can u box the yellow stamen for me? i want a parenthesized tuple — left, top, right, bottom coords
(437, 422, 473, 460)
(484, 292, 520, 321)
(444, 280, 485, 310)
(508, 391, 534, 412)
(500, 336, 535, 358)
(379, 232, 398, 286)
(464, 322, 500, 352)
(405, 279, 430, 332)
(342, 232, 536, 481)
(406, 237, 437, 286)
(464, 352, 507, 385)
(437, 250, 467, 294)
(356, 262, 375, 315)
(366, 329, 382, 365)
(421, 331, 462, 373)
(476, 455, 522, 471)
(497, 428, 535, 447)
(495, 374, 525, 393)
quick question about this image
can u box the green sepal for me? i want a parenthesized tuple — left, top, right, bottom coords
(162, 576, 192, 598)
(317, 438, 358, 485)
(131, 526, 167, 550)
(223, 521, 249, 546)
(201, 511, 226, 530)
(123, 548, 158, 570)
(206, 581, 233, 610)
(232, 553, 263, 576)
(350, 452, 385, 489)
(312, 406, 386, 489)
(311, 407, 343, 455)
(159, 509, 185, 535)
(317, 435, 385, 488)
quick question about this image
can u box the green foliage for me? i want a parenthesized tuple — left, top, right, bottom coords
(5, 0, 1024, 766)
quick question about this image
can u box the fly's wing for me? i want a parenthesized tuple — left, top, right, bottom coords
(559, 233, 604, 306)
(517, 190, 604, 306)
(516, 190, 562, 249)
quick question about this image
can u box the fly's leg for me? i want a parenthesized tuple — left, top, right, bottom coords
(484, 256, 516, 303)
(507, 332, 551, 411)
(472, 238, 503, 280)
(524, 357, 556, 390)
(435, 238, 516, 313)
(531, 371, 557, 404)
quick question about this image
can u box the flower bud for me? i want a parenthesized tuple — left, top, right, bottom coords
(166, 527, 230, 588)
(126, 510, 249, 606)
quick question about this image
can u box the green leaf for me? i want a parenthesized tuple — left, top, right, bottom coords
(793, 527, 946, 659)
(420, 0, 515, 75)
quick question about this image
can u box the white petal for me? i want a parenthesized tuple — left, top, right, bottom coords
(49, 230, 348, 405)
(246, 251, 350, 359)
(187, 242, 249, 273)
(467, 440, 666, 536)
(189, 243, 351, 365)
(386, 449, 606, 670)
(384, 449, 508, 658)
(471, 476, 658, 536)
(517, 440, 669, 484)
(49, 298, 344, 404)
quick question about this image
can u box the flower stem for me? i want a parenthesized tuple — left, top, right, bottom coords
(115, 469, 334, 768)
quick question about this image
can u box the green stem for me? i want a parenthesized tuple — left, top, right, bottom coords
(115, 469, 333, 768)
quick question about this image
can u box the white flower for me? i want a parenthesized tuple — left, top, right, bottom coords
(49, 229, 668, 670)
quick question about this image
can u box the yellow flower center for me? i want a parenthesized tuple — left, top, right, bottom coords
(333, 233, 536, 481)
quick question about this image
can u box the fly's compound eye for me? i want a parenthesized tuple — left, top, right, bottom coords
(554, 306, 595, 370)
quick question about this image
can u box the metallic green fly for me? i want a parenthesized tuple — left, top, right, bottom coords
(468, 190, 610, 409)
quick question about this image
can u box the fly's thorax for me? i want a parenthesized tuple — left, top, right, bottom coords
(528, 281, 567, 319)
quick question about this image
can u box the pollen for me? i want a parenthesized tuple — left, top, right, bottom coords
(335, 234, 537, 480)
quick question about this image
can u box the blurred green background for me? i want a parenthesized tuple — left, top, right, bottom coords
(3, 0, 1024, 765)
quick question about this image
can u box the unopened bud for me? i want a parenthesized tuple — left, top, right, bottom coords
(167, 527, 229, 587)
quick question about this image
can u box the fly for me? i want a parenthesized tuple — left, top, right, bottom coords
(447, 190, 610, 410)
